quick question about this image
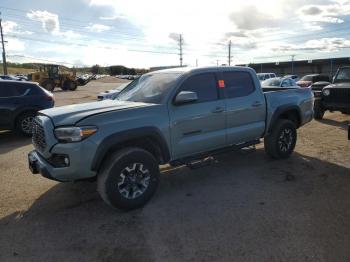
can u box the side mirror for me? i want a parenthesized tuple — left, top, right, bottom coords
(174, 91, 198, 105)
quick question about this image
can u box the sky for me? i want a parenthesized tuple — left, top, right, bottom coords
(1, 0, 350, 68)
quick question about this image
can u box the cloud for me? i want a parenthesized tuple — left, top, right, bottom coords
(86, 24, 112, 32)
(272, 37, 350, 52)
(3, 21, 18, 33)
(168, 33, 180, 42)
(27, 10, 60, 33)
(6, 37, 25, 52)
(298, 2, 350, 24)
(229, 6, 280, 30)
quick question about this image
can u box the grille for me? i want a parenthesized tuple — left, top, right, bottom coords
(324, 88, 350, 103)
(32, 117, 46, 152)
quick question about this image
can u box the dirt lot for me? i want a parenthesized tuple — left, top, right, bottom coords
(0, 77, 349, 262)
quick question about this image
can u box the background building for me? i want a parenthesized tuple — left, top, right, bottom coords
(239, 57, 350, 77)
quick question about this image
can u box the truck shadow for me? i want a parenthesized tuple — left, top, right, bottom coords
(0, 131, 32, 155)
(319, 117, 350, 130)
(1, 149, 349, 261)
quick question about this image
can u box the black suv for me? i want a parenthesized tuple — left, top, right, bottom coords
(0, 81, 54, 135)
(314, 67, 350, 119)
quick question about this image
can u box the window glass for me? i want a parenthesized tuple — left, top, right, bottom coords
(223, 71, 255, 98)
(0, 83, 17, 97)
(15, 83, 32, 96)
(179, 73, 218, 103)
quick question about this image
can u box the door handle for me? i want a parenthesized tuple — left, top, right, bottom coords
(252, 101, 263, 107)
(212, 107, 224, 113)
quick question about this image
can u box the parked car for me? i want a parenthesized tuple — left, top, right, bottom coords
(0, 75, 21, 81)
(97, 78, 140, 101)
(284, 75, 299, 82)
(15, 74, 28, 81)
(0, 81, 54, 136)
(313, 66, 350, 119)
(257, 73, 276, 81)
(297, 74, 330, 88)
(262, 77, 299, 89)
(28, 66, 313, 210)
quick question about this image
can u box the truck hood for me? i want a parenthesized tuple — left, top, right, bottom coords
(39, 100, 154, 126)
(326, 82, 350, 89)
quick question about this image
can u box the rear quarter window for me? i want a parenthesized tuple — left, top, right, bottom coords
(223, 71, 255, 98)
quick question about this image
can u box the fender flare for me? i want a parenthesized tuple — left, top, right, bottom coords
(91, 127, 170, 171)
(268, 105, 302, 132)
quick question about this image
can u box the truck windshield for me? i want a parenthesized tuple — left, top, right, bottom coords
(334, 68, 350, 83)
(116, 72, 181, 104)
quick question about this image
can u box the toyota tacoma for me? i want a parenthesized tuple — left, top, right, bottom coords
(28, 66, 313, 210)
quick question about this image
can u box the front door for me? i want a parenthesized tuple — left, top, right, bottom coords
(169, 73, 226, 159)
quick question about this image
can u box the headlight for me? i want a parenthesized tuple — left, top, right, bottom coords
(54, 126, 97, 142)
(323, 89, 330, 96)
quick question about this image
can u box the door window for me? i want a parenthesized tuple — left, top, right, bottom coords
(0, 83, 18, 97)
(223, 71, 255, 98)
(178, 73, 218, 103)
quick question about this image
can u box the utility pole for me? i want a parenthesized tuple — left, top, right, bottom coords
(291, 54, 296, 75)
(216, 60, 219, 66)
(228, 40, 232, 66)
(196, 59, 198, 67)
(0, 13, 8, 75)
(179, 34, 183, 67)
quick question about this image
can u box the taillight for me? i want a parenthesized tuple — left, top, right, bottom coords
(47, 94, 55, 102)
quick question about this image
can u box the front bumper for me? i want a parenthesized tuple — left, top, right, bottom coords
(28, 144, 97, 182)
(28, 150, 63, 182)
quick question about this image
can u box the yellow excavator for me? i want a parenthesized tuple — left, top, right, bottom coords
(29, 64, 79, 91)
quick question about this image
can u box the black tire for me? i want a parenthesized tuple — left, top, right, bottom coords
(61, 80, 76, 91)
(314, 100, 325, 120)
(97, 147, 159, 210)
(264, 119, 297, 159)
(42, 80, 55, 91)
(16, 111, 36, 136)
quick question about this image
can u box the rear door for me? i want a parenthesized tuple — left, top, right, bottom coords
(222, 71, 266, 145)
(0, 82, 19, 128)
(169, 72, 226, 159)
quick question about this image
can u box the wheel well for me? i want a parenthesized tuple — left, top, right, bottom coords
(278, 109, 301, 128)
(97, 137, 166, 171)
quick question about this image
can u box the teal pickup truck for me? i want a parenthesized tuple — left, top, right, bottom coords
(28, 66, 313, 210)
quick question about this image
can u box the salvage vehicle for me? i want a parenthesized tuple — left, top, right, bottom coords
(0, 81, 54, 136)
(97, 77, 139, 101)
(257, 73, 276, 81)
(261, 77, 299, 89)
(28, 66, 313, 210)
(297, 74, 330, 88)
(314, 66, 350, 119)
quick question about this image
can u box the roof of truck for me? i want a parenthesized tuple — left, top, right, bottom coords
(151, 66, 254, 74)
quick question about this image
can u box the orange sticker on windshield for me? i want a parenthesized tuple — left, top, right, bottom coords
(218, 80, 225, 88)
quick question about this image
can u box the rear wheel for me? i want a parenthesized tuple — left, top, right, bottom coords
(97, 147, 159, 210)
(264, 119, 297, 159)
(314, 100, 325, 120)
(16, 111, 36, 136)
(42, 80, 55, 91)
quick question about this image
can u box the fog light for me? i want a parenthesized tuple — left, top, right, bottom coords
(48, 154, 70, 168)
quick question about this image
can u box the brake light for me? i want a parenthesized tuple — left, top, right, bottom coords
(47, 94, 55, 102)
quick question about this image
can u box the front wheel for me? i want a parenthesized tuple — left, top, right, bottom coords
(264, 119, 297, 159)
(97, 147, 159, 210)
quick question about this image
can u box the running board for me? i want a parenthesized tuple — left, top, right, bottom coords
(170, 139, 260, 167)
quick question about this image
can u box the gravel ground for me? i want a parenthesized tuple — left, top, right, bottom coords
(0, 77, 349, 262)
